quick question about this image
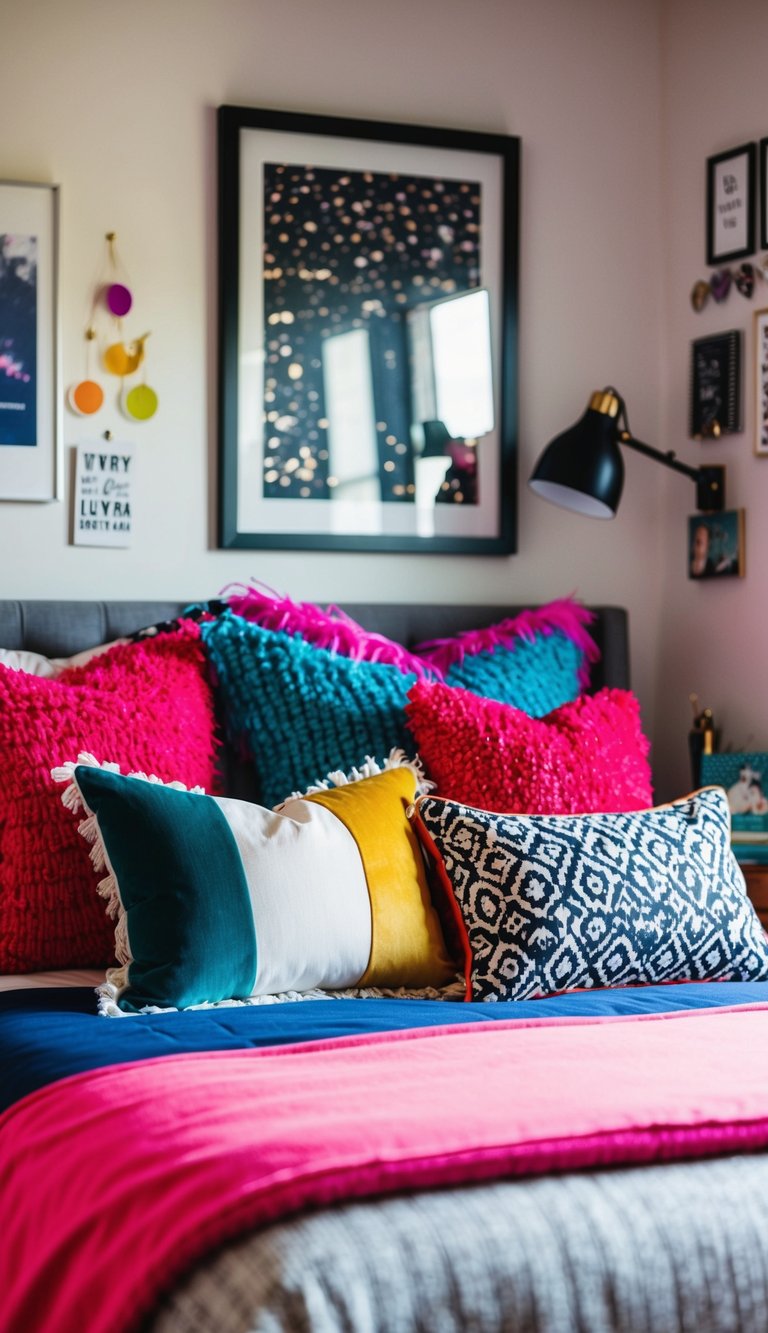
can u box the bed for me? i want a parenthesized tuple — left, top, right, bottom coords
(2, 598, 768, 1333)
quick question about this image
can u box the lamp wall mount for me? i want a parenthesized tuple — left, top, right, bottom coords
(617, 430, 725, 512)
(529, 387, 726, 517)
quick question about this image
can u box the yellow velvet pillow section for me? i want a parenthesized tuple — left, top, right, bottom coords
(307, 767, 456, 989)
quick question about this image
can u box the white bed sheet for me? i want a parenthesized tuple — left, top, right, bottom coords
(0, 970, 104, 991)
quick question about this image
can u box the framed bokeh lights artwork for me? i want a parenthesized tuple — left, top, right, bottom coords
(217, 105, 519, 553)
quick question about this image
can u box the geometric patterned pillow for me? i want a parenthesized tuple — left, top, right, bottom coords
(410, 787, 768, 1001)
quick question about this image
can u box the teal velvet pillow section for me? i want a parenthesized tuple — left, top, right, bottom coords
(201, 612, 415, 808)
(75, 766, 257, 1013)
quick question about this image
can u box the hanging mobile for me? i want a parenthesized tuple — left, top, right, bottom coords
(123, 375, 159, 422)
(74, 229, 158, 420)
(101, 232, 141, 376)
(67, 327, 104, 416)
(104, 331, 150, 377)
(103, 231, 133, 318)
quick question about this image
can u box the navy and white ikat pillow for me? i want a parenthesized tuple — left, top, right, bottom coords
(411, 786, 768, 1001)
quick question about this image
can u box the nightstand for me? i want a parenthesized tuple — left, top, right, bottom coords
(740, 864, 768, 930)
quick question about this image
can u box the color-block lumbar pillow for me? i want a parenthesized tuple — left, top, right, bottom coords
(406, 682, 653, 814)
(54, 754, 455, 1014)
(410, 787, 768, 1002)
(414, 598, 599, 714)
(201, 611, 418, 809)
(0, 627, 220, 973)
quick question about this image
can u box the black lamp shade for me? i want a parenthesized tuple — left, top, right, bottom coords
(529, 405, 625, 519)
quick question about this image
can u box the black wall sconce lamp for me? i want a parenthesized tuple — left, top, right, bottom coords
(529, 388, 725, 517)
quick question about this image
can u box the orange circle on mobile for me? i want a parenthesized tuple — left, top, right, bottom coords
(68, 380, 104, 415)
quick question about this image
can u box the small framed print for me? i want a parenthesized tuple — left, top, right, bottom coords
(689, 329, 742, 439)
(700, 751, 768, 830)
(688, 509, 745, 580)
(754, 308, 768, 456)
(706, 142, 756, 266)
(0, 180, 60, 501)
(761, 138, 768, 250)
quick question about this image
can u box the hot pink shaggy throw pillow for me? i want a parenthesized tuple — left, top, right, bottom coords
(0, 625, 220, 972)
(406, 681, 653, 814)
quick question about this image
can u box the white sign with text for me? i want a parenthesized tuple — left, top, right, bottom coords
(74, 442, 134, 547)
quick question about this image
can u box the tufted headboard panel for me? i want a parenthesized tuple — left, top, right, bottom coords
(0, 600, 630, 692)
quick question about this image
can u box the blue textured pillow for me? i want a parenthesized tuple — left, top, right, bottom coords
(411, 786, 768, 1001)
(202, 612, 415, 808)
(441, 632, 584, 714)
(415, 598, 600, 715)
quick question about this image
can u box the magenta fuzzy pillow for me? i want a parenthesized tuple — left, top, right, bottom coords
(0, 626, 220, 972)
(406, 681, 653, 814)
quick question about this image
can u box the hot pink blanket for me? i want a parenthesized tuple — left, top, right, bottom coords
(4, 1004, 768, 1333)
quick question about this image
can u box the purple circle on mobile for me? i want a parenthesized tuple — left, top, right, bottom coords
(106, 283, 133, 317)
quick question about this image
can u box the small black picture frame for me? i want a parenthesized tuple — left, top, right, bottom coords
(706, 142, 756, 266)
(688, 509, 745, 580)
(760, 137, 768, 250)
(689, 329, 742, 439)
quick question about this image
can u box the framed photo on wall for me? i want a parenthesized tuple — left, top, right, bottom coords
(217, 105, 520, 553)
(688, 509, 745, 580)
(706, 142, 756, 266)
(689, 329, 742, 439)
(754, 308, 768, 456)
(0, 180, 60, 501)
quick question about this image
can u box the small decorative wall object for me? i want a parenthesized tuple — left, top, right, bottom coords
(68, 326, 104, 417)
(706, 143, 756, 266)
(0, 180, 60, 501)
(688, 509, 745, 580)
(690, 279, 711, 312)
(689, 329, 742, 439)
(754, 307, 768, 456)
(67, 233, 158, 423)
(73, 437, 134, 547)
(690, 261, 759, 312)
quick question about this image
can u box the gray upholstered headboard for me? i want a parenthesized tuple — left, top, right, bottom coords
(0, 600, 630, 692)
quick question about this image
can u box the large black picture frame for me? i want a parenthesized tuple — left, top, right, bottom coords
(217, 105, 519, 553)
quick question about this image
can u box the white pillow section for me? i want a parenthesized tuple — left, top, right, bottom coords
(0, 640, 127, 677)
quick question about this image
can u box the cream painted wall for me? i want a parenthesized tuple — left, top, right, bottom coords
(1, 1, 667, 775)
(656, 0, 768, 798)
